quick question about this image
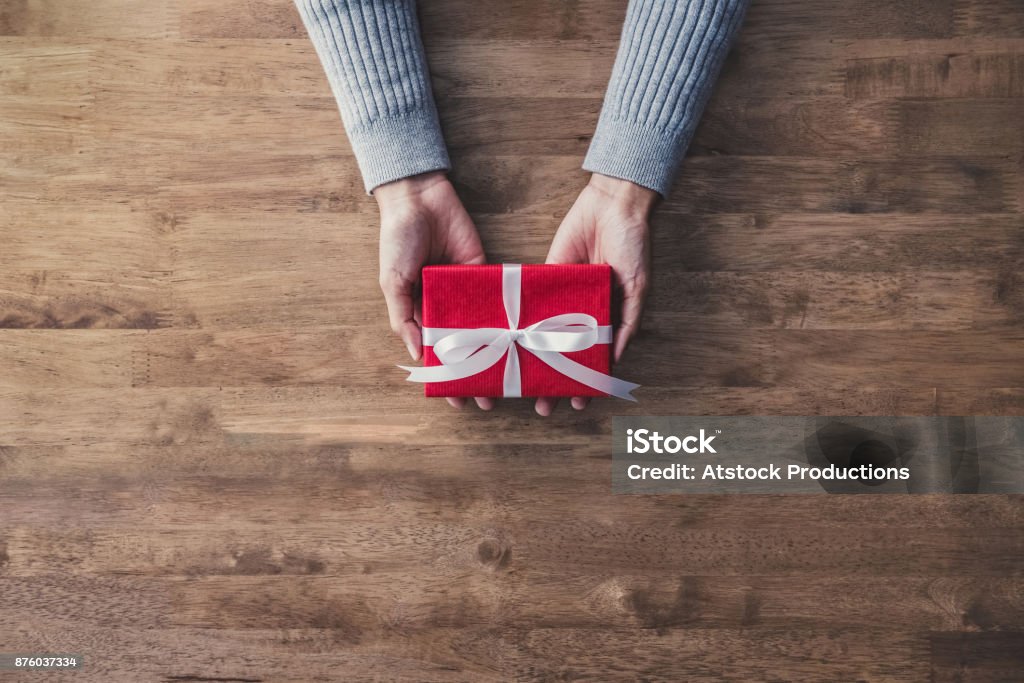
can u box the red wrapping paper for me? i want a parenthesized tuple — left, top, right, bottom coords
(421, 264, 612, 397)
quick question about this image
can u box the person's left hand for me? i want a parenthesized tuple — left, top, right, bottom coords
(537, 173, 657, 416)
(375, 171, 494, 411)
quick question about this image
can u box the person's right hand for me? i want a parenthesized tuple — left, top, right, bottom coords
(374, 171, 494, 411)
(536, 173, 655, 416)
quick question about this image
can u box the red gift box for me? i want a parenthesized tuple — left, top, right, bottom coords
(399, 264, 637, 400)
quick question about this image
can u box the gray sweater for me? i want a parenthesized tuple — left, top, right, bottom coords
(295, 0, 748, 197)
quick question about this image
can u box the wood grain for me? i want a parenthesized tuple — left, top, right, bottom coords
(2, 0, 1023, 681)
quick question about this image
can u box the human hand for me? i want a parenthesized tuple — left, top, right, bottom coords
(375, 171, 494, 411)
(536, 173, 656, 416)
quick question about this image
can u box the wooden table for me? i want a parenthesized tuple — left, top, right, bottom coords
(2, 1, 1023, 680)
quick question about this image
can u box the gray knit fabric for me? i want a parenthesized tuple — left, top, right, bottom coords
(584, 0, 749, 196)
(295, 0, 449, 193)
(296, 0, 749, 196)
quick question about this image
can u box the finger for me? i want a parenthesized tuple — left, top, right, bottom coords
(475, 397, 496, 411)
(380, 269, 422, 361)
(614, 303, 638, 362)
(446, 397, 467, 409)
(535, 397, 558, 417)
(614, 276, 647, 366)
(447, 202, 487, 265)
(546, 198, 590, 264)
(570, 396, 590, 411)
(413, 297, 423, 327)
(545, 222, 588, 265)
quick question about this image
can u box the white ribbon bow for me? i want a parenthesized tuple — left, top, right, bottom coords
(399, 264, 639, 401)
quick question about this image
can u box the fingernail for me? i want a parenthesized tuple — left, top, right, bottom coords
(406, 340, 420, 361)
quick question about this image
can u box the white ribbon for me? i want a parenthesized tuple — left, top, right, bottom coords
(399, 264, 639, 401)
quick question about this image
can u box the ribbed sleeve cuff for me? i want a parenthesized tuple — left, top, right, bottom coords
(583, 117, 690, 198)
(346, 108, 451, 194)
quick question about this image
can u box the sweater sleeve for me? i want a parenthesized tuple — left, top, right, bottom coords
(295, 0, 449, 193)
(583, 0, 749, 197)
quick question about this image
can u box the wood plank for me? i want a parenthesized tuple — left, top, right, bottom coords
(421, 0, 628, 42)
(80, 35, 983, 106)
(0, 619, 493, 682)
(63, 88, 1024, 163)
(954, 0, 1024, 37)
(723, 36, 848, 98)
(84, 92, 600, 158)
(161, 575, 1024, 631)
(86, 39, 614, 99)
(0, 331, 141, 388)
(0, 148, 367, 212)
(441, 97, 600, 155)
(42, 152, 1017, 217)
(69, 323, 1024, 393)
(744, 0, 954, 39)
(0, 201, 176, 271)
(177, 0, 629, 41)
(3, 521, 1020, 578)
(165, 267, 1024, 331)
(90, 39, 330, 97)
(178, 0, 962, 41)
(698, 97, 1024, 158)
(78, 37, 1024, 107)
(661, 156, 1020, 215)
(651, 213, 1024, 272)
(145, 211, 1024, 276)
(0, 39, 94, 97)
(896, 99, 1024, 155)
(692, 97, 897, 157)
(0, 96, 90, 154)
(0, 0, 177, 38)
(4, 441, 1022, 530)
(846, 51, 1024, 98)
(88, 92, 353, 158)
(930, 632, 1024, 682)
(0, 325, 757, 388)
(938, 388, 1024, 415)
(429, 40, 616, 98)
(650, 271, 1019, 330)
(506, 627, 931, 682)
(458, 155, 1022, 215)
(178, 0, 305, 39)
(0, 574, 171, 628)
(12, 386, 1024, 453)
(0, 271, 170, 330)
(762, 329, 1024, 388)
(4, 432, 1019, 528)
(155, 153, 368, 213)
(4, 436, 1022, 528)
(0, 387, 953, 448)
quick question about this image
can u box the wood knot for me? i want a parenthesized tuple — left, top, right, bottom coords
(477, 539, 511, 571)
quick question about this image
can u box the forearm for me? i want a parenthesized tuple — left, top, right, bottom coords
(584, 0, 749, 197)
(295, 0, 449, 193)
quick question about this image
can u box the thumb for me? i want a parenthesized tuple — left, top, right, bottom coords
(546, 213, 588, 265)
(446, 202, 487, 265)
(380, 269, 422, 361)
(613, 272, 648, 363)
